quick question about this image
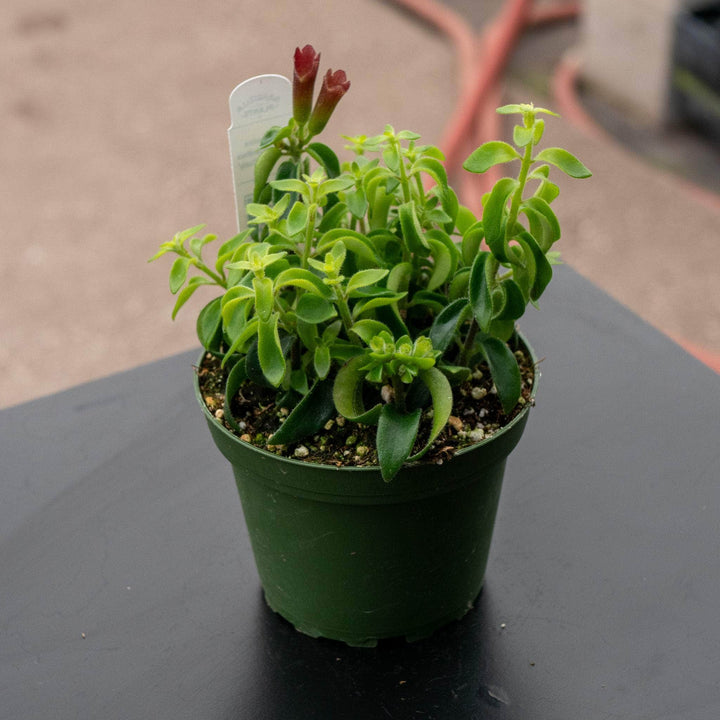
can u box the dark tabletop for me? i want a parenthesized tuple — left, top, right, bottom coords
(2, 266, 719, 720)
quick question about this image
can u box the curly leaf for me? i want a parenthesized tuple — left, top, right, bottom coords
(274, 267, 332, 298)
(410, 157, 448, 188)
(222, 360, 248, 434)
(481, 337, 521, 415)
(307, 142, 340, 178)
(483, 178, 518, 262)
(469, 252, 494, 333)
(197, 297, 223, 350)
(398, 201, 430, 254)
(253, 146, 282, 202)
(377, 405, 422, 482)
(268, 378, 336, 446)
(429, 298, 469, 354)
(256, 314, 286, 387)
(426, 237, 453, 291)
(409, 366, 453, 461)
(332, 355, 382, 424)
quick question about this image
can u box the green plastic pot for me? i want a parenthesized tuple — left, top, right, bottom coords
(196, 338, 537, 647)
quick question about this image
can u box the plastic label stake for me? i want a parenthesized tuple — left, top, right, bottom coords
(228, 74, 291, 231)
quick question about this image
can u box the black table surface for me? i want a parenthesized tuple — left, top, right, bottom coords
(2, 266, 719, 720)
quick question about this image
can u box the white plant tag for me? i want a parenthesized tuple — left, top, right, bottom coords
(228, 74, 292, 231)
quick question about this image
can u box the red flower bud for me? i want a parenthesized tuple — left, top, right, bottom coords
(293, 45, 321, 124)
(307, 69, 350, 136)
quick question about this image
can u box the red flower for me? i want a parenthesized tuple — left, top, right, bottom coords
(293, 45, 321, 124)
(308, 69, 350, 136)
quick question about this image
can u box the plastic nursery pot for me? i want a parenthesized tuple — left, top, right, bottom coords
(196, 337, 537, 647)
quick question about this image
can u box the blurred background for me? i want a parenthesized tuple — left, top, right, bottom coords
(2, 0, 718, 409)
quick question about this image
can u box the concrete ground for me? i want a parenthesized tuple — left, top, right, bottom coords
(1, 0, 718, 409)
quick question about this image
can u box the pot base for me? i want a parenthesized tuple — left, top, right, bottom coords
(264, 588, 483, 647)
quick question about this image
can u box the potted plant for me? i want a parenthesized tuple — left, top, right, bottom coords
(151, 45, 590, 646)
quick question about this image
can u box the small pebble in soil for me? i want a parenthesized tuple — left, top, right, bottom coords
(294, 445, 309, 458)
(471, 386, 487, 400)
(469, 428, 485, 442)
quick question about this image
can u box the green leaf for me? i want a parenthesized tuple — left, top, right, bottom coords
(469, 252, 494, 333)
(171, 277, 212, 319)
(274, 267, 332, 298)
(350, 319, 392, 345)
(410, 157, 448, 188)
(410, 367, 453, 460)
(319, 176, 355, 196)
(169, 257, 191, 294)
(352, 292, 407, 319)
(196, 297, 223, 350)
(313, 344, 331, 379)
(449, 267, 471, 300)
(307, 142, 340, 178)
(429, 298, 469, 354)
(483, 178, 518, 262)
(290, 368, 309, 395)
(318, 202, 349, 232)
(461, 221, 484, 266)
(516, 230, 553, 301)
(398, 201, 430, 254)
(257, 313, 285, 386)
(345, 188, 368, 219)
(270, 178, 308, 195)
(347, 268, 389, 295)
(495, 104, 526, 115)
(295, 293, 337, 324)
(332, 355, 382, 424)
(463, 141, 521, 174)
(494, 277, 526, 321)
(254, 146, 282, 202)
(481, 337, 521, 415)
(253, 276, 275, 322)
(222, 360, 248, 433)
(426, 237, 453, 291)
(222, 318, 259, 365)
(520, 196, 561, 249)
(317, 229, 381, 265)
(513, 124, 534, 148)
(533, 148, 591, 178)
(377, 405, 422, 481)
(268, 378, 336, 445)
(386, 262, 413, 293)
(286, 201, 309, 236)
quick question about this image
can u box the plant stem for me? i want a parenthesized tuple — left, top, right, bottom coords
(393, 138, 412, 204)
(301, 204, 317, 268)
(505, 135, 534, 240)
(460, 317, 479, 367)
(335, 291, 361, 344)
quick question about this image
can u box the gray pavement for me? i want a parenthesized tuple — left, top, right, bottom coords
(1, 0, 718, 408)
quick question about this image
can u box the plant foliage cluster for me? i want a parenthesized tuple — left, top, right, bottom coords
(151, 46, 590, 480)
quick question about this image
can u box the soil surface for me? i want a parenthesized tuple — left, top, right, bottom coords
(197, 350, 536, 468)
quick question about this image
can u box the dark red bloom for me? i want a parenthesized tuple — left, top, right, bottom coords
(293, 45, 321, 124)
(307, 69, 351, 136)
